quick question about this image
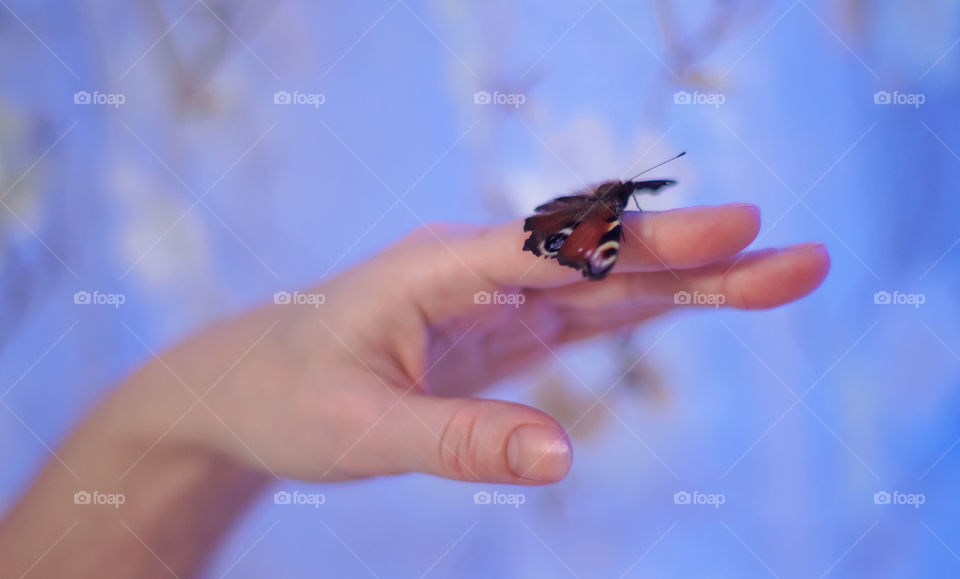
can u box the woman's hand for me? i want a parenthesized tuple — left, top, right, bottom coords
(0, 204, 829, 578)
(125, 203, 829, 486)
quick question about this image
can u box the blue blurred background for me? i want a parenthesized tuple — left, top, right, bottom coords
(2, 0, 959, 577)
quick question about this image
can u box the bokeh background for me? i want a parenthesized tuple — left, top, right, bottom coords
(2, 1, 959, 577)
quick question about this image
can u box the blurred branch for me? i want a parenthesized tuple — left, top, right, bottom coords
(654, 0, 775, 83)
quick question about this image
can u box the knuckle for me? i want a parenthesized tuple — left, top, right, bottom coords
(719, 273, 750, 310)
(437, 401, 492, 481)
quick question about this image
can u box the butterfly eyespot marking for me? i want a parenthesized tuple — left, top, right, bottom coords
(545, 233, 567, 252)
(536, 225, 575, 256)
(590, 240, 620, 268)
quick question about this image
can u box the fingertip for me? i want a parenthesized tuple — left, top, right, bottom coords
(622, 203, 763, 270)
(788, 241, 831, 296)
(733, 242, 831, 309)
(507, 423, 573, 484)
(404, 396, 573, 485)
(732, 202, 762, 237)
(788, 240, 830, 267)
(701, 202, 762, 245)
(717, 203, 762, 254)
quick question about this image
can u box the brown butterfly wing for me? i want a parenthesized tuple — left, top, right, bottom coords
(555, 202, 623, 280)
(522, 173, 678, 279)
(533, 195, 594, 212)
(523, 182, 627, 279)
(522, 200, 591, 257)
(628, 179, 676, 193)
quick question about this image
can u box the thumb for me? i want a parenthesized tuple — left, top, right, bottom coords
(394, 395, 573, 484)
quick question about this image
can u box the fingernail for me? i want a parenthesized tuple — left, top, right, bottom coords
(507, 425, 573, 482)
(785, 242, 826, 253)
(732, 202, 760, 216)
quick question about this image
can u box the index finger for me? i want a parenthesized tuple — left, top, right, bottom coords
(465, 203, 761, 287)
(409, 203, 762, 322)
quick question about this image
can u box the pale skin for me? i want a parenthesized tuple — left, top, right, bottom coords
(0, 204, 830, 577)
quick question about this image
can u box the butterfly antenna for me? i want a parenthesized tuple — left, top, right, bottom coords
(626, 151, 686, 181)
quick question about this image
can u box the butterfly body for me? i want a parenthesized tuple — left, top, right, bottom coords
(523, 178, 677, 280)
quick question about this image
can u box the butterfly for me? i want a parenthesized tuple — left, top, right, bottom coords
(522, 152, 684, 281)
